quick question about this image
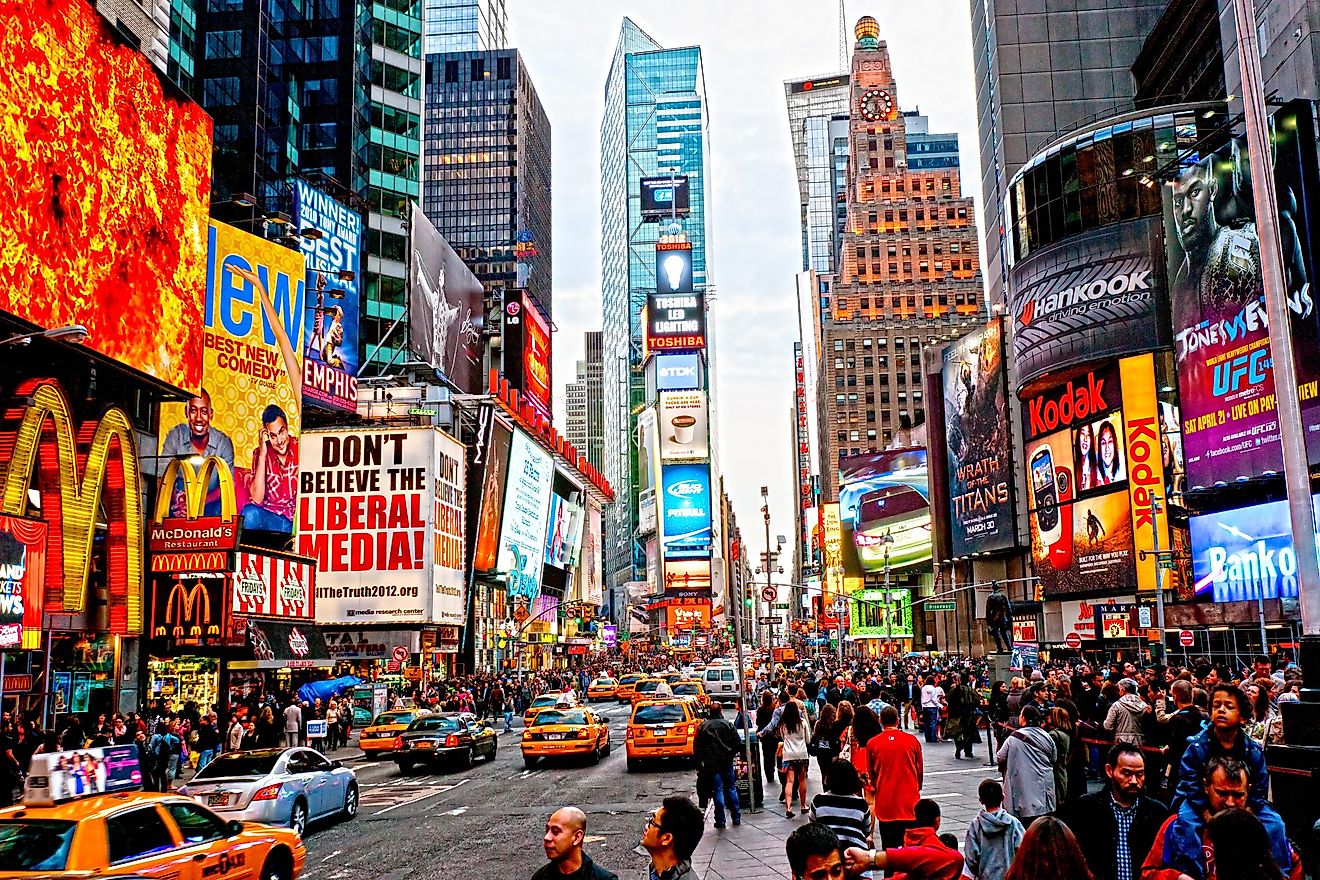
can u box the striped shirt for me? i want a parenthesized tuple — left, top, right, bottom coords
(811, 792, 872, 850)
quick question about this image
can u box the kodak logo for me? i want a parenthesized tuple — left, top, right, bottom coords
(1028, 372, 1109, 436)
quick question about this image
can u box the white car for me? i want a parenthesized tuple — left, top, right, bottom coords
(178, 747, 358, 836)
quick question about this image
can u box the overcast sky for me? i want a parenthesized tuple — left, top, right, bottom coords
(509, 1, 982, 569)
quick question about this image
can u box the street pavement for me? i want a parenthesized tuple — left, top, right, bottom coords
(285, 705, 1000, 880)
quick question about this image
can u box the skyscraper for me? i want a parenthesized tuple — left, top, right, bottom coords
(970, 0, 1168, 308)
(818, 17, 984, 498)
(422, 49, 552, 322)
(96, 0, 169, 74)
(600, 18, 714, 598)
(565, 331, 606, 471)
(784, 74, 850, 274)
(422, 0, 507, 55)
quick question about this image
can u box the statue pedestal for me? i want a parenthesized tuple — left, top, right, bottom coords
(987, 652, 1014, 684)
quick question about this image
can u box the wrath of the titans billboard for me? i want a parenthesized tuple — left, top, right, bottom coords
(0, 0, 213, 392)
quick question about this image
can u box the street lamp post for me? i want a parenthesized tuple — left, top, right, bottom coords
(0, 324, 89, 349)
(879, 530, 895, 675)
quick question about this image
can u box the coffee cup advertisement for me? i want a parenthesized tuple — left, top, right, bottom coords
(658, 391, 709, 462)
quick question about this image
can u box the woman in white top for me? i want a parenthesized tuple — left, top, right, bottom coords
(776, 700, 812, 817)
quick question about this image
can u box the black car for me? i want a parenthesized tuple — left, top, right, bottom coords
(396, 712, 498, 773)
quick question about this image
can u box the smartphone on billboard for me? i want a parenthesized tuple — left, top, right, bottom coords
(1049, 466, 1075, 570)
(1031, 446, 1060, 538)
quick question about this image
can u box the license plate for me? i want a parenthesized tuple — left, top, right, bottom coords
(653, 726, 669, 736)
(415, 741, 433, 749)
(207, 793, 229, 807)
(545, 733, 564, 741)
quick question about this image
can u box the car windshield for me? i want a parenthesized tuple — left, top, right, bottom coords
(531, 694, 562, 708)
(195, 751, 282, 779)
(409, 717, 462, 733)
(593, 679, 615, 686)
(0, 820, 76, 871)
(674, 684, 700, 696)
(620, 674, 642, 684)
(535, 710, 587, 726)
(636, 680, 661, 693)
(372, 712, 413, 726)
(634, 704, 686, 724)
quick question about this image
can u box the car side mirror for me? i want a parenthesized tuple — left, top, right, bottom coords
(331, 760, 343, 769)
(226, 820, 244, 837)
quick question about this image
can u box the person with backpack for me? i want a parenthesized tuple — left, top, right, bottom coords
(694, 702, 742, 828)
(146, 722, 178, 792)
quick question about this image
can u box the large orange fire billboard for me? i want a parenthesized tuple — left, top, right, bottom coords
(0, 0, 213, 391)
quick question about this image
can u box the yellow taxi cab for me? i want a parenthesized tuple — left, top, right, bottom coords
(672, 679, 711, 710)
(630, 677, 668, 706)
(520, 706, 612, 769)
(358, 709, 430, 758)
(523, 691, 575, 728)
(586, 677, 618, 702)
(625, 699, 699, 772)
(0, 747, 306, 879)
(614, 673, 646, 704)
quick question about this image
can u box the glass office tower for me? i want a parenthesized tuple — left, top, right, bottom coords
(600, 18, 714, 610)
(422, 0, 507, 55)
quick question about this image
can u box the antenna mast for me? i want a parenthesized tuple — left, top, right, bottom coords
(838, 0, 847, 70)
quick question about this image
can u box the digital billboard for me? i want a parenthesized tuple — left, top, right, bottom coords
(1119, 354, 1172, 592)
(655, 242, 694, 294)
(660, 463, 713, 560)
(472, 415, 512, 573)
(296, 428, 458, 623)
(408, 204, 482, 394)
(663, 559, 712, 594)
(160, 222, 306, 535)
(1189, 495, 1320, 603)
(1163, 136, 1281, 485)
(941, 321, 1015, 557)
(294, 181, 362, 413)
(0, 516, 47, 649)
(664, 602, 710, 631)
(658, 391, 709, 462)
(655, 353, 702, 391)
(0, 0, 212, 392)
(1009, 217, 1168, 389)
(641, 176, 691, 220)
(496, 429, 554, 601)
(502, 290, 552, 421)
(838, 449, 931, 572)
(848, 589, 913, 639)
(1022, 363, 1138, 597)
(646, 292, 707, 353)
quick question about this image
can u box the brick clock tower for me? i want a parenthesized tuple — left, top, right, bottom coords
(817, 15, 985, 497)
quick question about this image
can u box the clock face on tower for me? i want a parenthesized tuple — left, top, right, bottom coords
(859, 88, 894, 122)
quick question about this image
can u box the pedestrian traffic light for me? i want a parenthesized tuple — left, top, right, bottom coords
(744, 596, 753, 608)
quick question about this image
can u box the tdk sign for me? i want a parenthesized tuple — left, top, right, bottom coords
(655, 353, 701, 391)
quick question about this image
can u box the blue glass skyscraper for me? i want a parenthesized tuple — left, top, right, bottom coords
(600, 18, 714, 611)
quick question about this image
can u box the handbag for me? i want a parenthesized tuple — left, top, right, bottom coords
(839, 728, 854, 762)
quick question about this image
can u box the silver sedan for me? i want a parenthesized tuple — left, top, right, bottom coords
(178, 747, 358, 836)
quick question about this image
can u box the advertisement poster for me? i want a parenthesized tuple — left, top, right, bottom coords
(660, 463, 713, 560)
(1188, 494, 1320, 602)
(640, 176, 691, 219)
(1164, 137, 1281, 484)
(294, 180, 362, 413)
(0, 515, 46, 649)
(821, 503, 845, 608)
(408, 204, 482, 394)
(159, 222, 305, 534)
(431, 431, 467, 626)
(658, 391, 709, 462)
(1119, 354, 1172, 592)
(848, 589, 913, 638)
(1023, 364, 1137, 597)
(837, 449, 931, 572)
(1009, 216, 1167, 387)
(655, 242, 694, 293)
(297, 428, 445, 623)
(664, 603, 710, 631)
(472, 415, 513, 573)
(574, 500, 604, 607)
(941, 321, 1015, 556)
(646, 292, 707, 353)
(497, 429, 554, 601)
(502, 291, 552, 421)
(1059, 596, 1135, 640)
(663, 559, 712, 594)
(0, 0, 212, 392)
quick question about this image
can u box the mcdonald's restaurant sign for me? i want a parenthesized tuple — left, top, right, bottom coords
(150, 456, 240, 565)
(151, 571, 230, 647)
(0, 379, 143, 635)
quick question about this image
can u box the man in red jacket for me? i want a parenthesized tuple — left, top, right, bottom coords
(866, 706, 925, 849)
(844, 799, 964, 880)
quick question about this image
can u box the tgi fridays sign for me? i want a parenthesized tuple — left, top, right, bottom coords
(232, 550, 315, 620)
(1059, 596, 1134, 640)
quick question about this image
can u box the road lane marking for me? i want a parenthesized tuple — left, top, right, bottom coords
(439, 805, 468, 816)
(368, 778, 469, 815)
(320, 850, 343, 863)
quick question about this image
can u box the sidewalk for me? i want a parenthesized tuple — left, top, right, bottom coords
(693, 732, 999, 880)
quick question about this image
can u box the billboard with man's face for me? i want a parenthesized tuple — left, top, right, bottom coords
(408, 204, 482, 394)
(159, 222, 306, 535)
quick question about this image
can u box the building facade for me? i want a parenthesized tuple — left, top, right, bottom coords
(818, 18, 985, 499)
(565, 331, 606, 471)
(600, 18, 714, 601)
(784, 74, 851, 274)
(422, 48, 553, 322)
(970, 0, 1169, 308)
(422, 0, 507, 55)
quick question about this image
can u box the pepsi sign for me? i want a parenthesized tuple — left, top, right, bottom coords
(660, 463, 712, 560)
(655, 353, 701, 391)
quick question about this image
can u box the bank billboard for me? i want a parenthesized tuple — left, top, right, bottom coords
(1188, 495, 1319, 603)
(1009, 216, 1168, 390)
(941, 320, 1015, 557)
(160, 222, 306, 536)
(496, 428, 554, 602)
(297, 428, 462, 623)
(838, 449, 931, 573)
(1, 0, 212, 392)
(294, 180, 362, 413)
(659, 463, 713, 561)
(408, 203, 482, 394)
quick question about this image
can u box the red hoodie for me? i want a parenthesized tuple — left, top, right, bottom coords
(885, 826, 965, 880)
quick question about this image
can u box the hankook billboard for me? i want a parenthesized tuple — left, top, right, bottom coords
(1009, 216, 1169, 390)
